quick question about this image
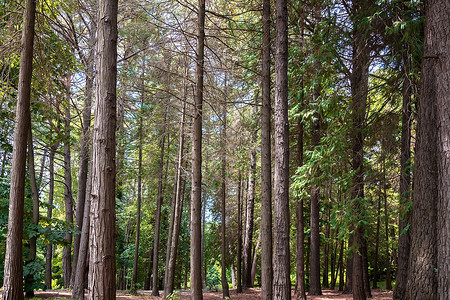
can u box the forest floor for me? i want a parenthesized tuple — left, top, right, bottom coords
(31, 288, 393, 299)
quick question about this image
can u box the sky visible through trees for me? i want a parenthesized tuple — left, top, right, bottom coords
(0, 0, 449, 299)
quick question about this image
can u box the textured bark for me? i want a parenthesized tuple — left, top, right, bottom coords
(236, 171, 243, 293)
(384, 174, 392, 291)
(432, 0, 450, 299)
(46, 144, 58, 290)
(190, 0, 205, 298)
(88, 0, 118, 297)
(164, 103, 186, 298)
(152, 110, 167, 296)
(350, 1, 371, 298)
(405, 1, 441, 299)
(220, 103, 230, 298)
(2, 0, 36, 298)
(338, 240, 345, 291)
(63, 103, 73, 288)
(393, 70, 412, 300)
(260, 0, 273, 298)
(243, 103, 257, 288)
(322, 207, 330, 289)
(373, 193, 381, 289)
(295, 98, 306, 300)
(273, 0, 291, 298)
(25, 127, 39, 297)
(72, 162, 92, 300)
(71, 30, 94, 287)
(251, 232, 261, 286)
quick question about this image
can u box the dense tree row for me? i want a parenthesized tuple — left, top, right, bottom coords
(0, 0, 449, 299)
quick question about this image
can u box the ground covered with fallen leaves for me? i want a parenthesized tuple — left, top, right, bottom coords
(31, 288, 393, 299)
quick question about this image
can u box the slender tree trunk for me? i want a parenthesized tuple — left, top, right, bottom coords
(72, 162, 93, 300)
(71, 30, 94, 287)
(373, 193, 381, 289)
(152, 109, 167, 296)
(231, 265, 236, 289)
(220, 102, 230, 298)
(88, 0, 118, 297)
(25, 127, 39, 297)
(46, 144, 58, 290)
(236, 171, 243, 293)
(132, 97, 144, 292)
(434, 2, 450, 298)
(273, 0, 291, 298)
(164, 103, 186, 298)
(2, 0, 36, 298)
(338, 240, 344, 291)
(344, 235, 353, 293)
(63, 102, 74, 288)
(243, 101, 257, 288)
(393, 69, 412, 299)
(330, 234, 337, 290)
(261, 0, 273, 297)
(251, 232, 261, 286)
(191, 0, 206, 298)
(322, 205, 330, 288)
(384, 168, 392, 291)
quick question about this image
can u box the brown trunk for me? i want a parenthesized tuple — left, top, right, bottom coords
(72, 161, 92, 300)
(434, 1, 450, 298)
(243, 101, 257, 288)
(63, 103, 73, 288)
(164, 103, 186, 298)
(2, 0, 36, 298)
(71, 28, 94, 287)
(88, 0, 118, 297)
(251, 232, 261, 286)
(236, 171, 243, 293)
(152, 109, 167, 296)
(191, 0, 206, 298)
(132, 96, 144, 292)
(261, 0, 273, 297)
(25, 127, 39, 297)
(46, 144, 58, 290)
(405, 2, 440, 299)
(273, 0, 291, 298)
(220, 102, 230, 298)
(384, 169, 392, 291)
(373, 193, 381, 289)
(323, 205, 330, 288)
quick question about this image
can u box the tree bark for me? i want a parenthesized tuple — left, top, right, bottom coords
(432, 0, 450, 299)
(46, 143, 58, 290)
(71, 28, 94, 287)
(88, 0, 118, 297)
(63, 102, 74, 288)
(338, 240, 344, 291)
(273, 0, 291, 298)
(251, 232, 261, 286)
(2, 0, 36, 298)
(373, 193, 381, 289)
(152, 109, 167, 297)
(384, 170, 392, 291)
(236, 171, 243, 293)
(393, 67, 412, 300)
(191, 0, 206, 298)
(261, 0, 273, 297)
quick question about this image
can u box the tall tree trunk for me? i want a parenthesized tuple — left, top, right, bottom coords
(393, 69, 412, 300)
(273, 0, 291, 298)
(88, 0, 118, 297)
(152, 109, 167, 296)
(373, 193, 381, 289)
(322, 205, 330, 289)
(164, 103, 186, 298)
(71, 29, 94, 287)
(338, 240, 344, 291)
(220, 102, 230, 298)
(63, 102, 74, 288)
(132, 97, 144, 292)
(350, 1, 371, 298)
(2, 0, 36, 298)
(243, 101, 257, 288)
(72, 161, 92, 300)
(236, 171, 243, 293)
(25, 127, 39, 297)
(46, 144, 58, 290)
(309, 89, 322, 296)
(384, 167, 392, 291)
(251, 232, 262, 286)
(434, 1, 450, 298)
(261, 0, 273, 297)
(405, 2, 439, 299)
(191, 0, 206, 298)
(296, 91, 306, 300)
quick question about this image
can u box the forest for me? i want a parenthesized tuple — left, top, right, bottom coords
(0, 0, 449, 299)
